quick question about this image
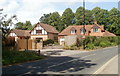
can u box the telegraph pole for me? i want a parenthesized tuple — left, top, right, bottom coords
(83, 0, 86, 49)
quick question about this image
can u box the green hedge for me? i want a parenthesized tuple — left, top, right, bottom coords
(64, 36, 120, 50)
(43, 39, 54, 46)
(82, 36, 120, 50)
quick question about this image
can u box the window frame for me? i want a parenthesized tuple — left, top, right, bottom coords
(93, 28, 98, 32)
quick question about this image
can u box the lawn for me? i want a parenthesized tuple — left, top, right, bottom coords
(2, 47, 46, 65)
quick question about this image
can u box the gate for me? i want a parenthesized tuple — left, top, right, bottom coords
(17, 39, 32, 50)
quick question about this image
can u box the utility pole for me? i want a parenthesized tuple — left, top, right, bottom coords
(83, 0, 86, 49)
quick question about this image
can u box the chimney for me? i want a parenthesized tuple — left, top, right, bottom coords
(94, 19, 97, 24)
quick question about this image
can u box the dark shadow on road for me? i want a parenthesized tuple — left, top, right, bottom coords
(2, 56, 96, 75)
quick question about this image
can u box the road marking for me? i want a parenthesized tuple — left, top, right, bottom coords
(48, 53, 96, 68)
(91, 54, 118, 76)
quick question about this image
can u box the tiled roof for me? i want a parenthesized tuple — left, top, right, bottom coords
(59, 25, 104, 36)
(31, 23, 59, 34)
(11, 29, 31, 36)
(103, 31, 116, 36)
(59, 24, 116, 36)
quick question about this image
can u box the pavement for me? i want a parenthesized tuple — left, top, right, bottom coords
(2, 46, 119, 75)
(94, 54, 119, 74)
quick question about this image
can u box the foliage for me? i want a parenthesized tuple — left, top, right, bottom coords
(43, 39, 54, 46)
(0, 9, 17, 40)
(61, 8, 74, 26)
(39, 13, 51, 24)
(15, 21, 33, 30)
(54, 41, 58, 45)
(39, 7, 120, 35)
(63, 36, 120, 50)
(86, 44, 94, 50)
(2, 48, 45, 65)
(63, 45, 79, 50)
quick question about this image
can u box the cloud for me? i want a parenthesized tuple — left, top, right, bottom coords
(0, 0, 119, 25)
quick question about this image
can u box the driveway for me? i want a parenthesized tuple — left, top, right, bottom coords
(2, 46, 119, 75)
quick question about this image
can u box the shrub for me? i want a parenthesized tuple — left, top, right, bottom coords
(43, 39, 54, 46)
(86, 44, 94, 50)
(54, 41, 58, 45)
(99, 41, 107, 47)
(63, 45, 79, 50)
(63, 45, 70, 50)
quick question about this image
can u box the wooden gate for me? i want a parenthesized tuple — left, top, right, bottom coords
(17, 39, 32, 50)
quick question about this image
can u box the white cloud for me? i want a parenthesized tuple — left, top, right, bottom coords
(0, 0, 119, 25)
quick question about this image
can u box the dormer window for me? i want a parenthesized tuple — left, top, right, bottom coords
(70, 28, 76, 34)
(93, 28, 98, 32)
(80, 28, 86, 34)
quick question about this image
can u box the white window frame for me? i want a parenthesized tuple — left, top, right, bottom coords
(93, 28, 98, 32)
(71, 30, 76, 34)
(80, 28, 85, 34)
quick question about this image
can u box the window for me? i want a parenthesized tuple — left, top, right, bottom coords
(80, 28, 85, 34)
(93, 28, 98, 32)
(36, 30, 42, 33)
(71, 30, 76, 34)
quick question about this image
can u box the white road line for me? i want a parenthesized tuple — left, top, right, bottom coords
(48, 53, 96, 68)
(91, 54, 119, 76)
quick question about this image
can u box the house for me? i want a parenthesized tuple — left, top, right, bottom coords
(9, 23, 59, 41)
(8, 29, 31, 41)
(30, 23, 59, 41)
(8, 23, 59, 50)
(59, 21, 116, 45)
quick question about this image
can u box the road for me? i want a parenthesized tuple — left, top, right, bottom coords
(2, 46, 119, 75)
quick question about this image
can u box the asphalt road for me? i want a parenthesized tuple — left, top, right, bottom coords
(2, 46, 119, 75)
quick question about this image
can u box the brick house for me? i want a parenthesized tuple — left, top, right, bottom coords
(59, 21, 116, 45)
(9, 23, 59, 41)
(8, 23, 59, 50)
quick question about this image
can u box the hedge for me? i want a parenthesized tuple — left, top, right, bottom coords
(63, 36, 120, 50)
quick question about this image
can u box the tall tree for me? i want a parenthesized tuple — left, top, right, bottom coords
(39, 13, 51, 24)
(61, 8, 74, 26)
(92, 7, 109, 26)
(75, 7, 85, 25)
(107, 8, 120, 35)
(48, 12, 61, 31)
(84, 10, 94, 25)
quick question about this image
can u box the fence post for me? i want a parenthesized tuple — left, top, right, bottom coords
(38, 50, 40, 56)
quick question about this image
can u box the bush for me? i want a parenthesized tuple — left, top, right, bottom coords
(86, 44, 94, 50)
(2, 50, 45, 65)
(63, 45, 79, 50)
(43, 39, 54, 46)
(99, 41, 107, 47)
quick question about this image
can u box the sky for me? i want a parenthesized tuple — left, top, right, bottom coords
(0, 0, 119, 25)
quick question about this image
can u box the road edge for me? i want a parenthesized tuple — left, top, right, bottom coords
(92, 54, 118, 75)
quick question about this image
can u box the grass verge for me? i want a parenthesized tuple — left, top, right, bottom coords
(2, 49, 46, 66)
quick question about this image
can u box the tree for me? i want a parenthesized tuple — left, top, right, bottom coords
(75, 7, 85, 25)
(84, 10, 94, 25)
(107, 8, 120, 35)
(92, 7, 109, 26)
(39, 13, 51, 24)
(0, 9, 17, 39)
(15, 21, 33, 30)
(48, 12, 61, 31)
(61, 8, 74, 26)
